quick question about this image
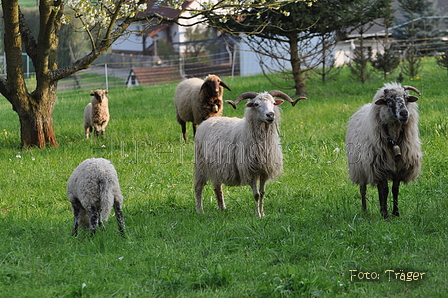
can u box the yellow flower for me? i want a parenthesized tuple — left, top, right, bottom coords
(416, 76, 421, 80)
(410, 78, 414, 81)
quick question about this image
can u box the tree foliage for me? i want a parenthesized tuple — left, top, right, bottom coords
(205, 0, 394, 95)
(371, 43, 401, 80)
(392, 0, 444, 55)
(392, 0, 440, 77)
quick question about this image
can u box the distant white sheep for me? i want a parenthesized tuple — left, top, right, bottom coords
(67, 158, 125, 235)
(194, 90, 306, 217)
(84, 89, 110, 139)
(346, 82, 422, 219)
(174, 74, 231, 142)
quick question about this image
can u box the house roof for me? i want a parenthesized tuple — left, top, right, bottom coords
(137, 1, 194, 37)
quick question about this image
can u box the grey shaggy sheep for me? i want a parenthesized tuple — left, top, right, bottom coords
(346, 82, 422, 219)
(194, 90, 306, 217)
(67, 158, 125, 235)
(174, 74, 231, 142)
(84, 89, 110, 139)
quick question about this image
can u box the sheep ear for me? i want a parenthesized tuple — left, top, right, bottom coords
(274, 99, 284, 106)
(375, 98, 386, 105)
(407, 95, 419, 102)
(246, 102, 254, 107)
(220, 81, 231, 91)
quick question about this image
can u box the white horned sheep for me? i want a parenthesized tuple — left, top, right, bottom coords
(194, 90, 306, 217)
(346, 82, 422, 219)
(67, 158, 125, 235)
(84, 89, 110, 139)
(174, 74, 231, 142)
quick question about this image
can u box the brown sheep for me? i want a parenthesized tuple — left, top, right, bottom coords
(174, 75, 231, 142)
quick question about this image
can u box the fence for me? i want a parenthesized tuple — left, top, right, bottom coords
(57, 51, 241, 91)
(2, 35, 447, 92)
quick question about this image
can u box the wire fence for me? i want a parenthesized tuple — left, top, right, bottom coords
(2, 35, 448, 92)
(15, 51, 241, 92)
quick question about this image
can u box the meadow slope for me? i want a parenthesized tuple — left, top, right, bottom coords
(0, 62, 447, 297)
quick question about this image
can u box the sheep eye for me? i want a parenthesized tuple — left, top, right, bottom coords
(253, 102, 259, 107)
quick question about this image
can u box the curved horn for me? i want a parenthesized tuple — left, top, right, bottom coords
(225, 92, 258, 109)
(219, 81, 232, 91)
(403, 85, 421, 95)
(269, 90, 307, 107)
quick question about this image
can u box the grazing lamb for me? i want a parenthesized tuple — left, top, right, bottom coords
(194, 90, 307, 217)
(84, 89, 110, 139)
(174, 74, 231, 142)
(67, 158, 125, 235)
(346, 82, 422, 219)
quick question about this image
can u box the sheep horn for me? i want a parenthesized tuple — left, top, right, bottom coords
(269, 90, 307, 107)
(403, 85, 421, 95)
(225, 92, 258, 109)
(220, 81, 232, 91)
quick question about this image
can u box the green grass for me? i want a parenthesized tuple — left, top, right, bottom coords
(1, 60, 447, 297)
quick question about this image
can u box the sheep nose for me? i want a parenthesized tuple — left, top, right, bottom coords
(400, 110, 408, 117)
(266, 112, 275, 121)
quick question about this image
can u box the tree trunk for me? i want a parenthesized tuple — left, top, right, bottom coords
(289, 36, 307, 96)
(10, 84, 58, 148)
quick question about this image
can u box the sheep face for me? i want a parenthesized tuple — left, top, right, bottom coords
(246, 93, 284, 124)
(200, 75, 231, 98)
(375, 88, 418, 125)
(90, 89, 108, 103)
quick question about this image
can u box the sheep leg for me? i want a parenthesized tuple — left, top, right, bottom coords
(377, 180, 389, 219)
(71, 198, 83, 236)
(88, 205, 99, 234)
(214, 184, 226, 210)
(192, 123, 198, 137)
(195, 180, 206, 213)
(258, 177, 266, 218)
(114, 201, 126, 235)
(251, 178, 265, 218)
(179, 120, 187, 142)
(360, 183, 367, 211)
(392, 179, 400, 217)
(85, 126, 92, 139)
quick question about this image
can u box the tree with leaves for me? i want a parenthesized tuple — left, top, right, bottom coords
(0, 0, 299, 148)
(372, 43, 401, 80)
(0, 0, 150, 148)
(371, 3, 400, 80)
(206, 0, 393, 95)
(348, 0, 395, 84)
(393, 0, 444, 55)
(392, 0, 445, 77)
(436, 47, 448, 76)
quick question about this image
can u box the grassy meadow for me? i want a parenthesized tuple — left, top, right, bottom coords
(1, 61, 447, 297)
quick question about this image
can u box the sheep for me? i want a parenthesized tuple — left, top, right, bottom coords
(84, 89, 110, 139)
(345, 82, 422, 219)
(194, 90, 306, 217)
(174, 74, 231, 142)
(67, 158, 125, 235)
